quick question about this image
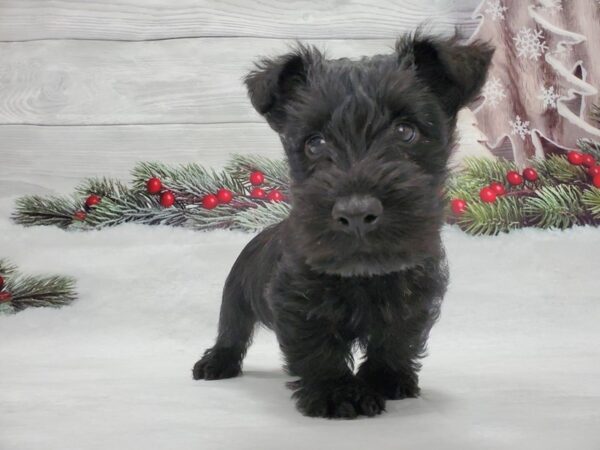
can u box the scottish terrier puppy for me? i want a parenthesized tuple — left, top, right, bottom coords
(192, 33, 493, 418)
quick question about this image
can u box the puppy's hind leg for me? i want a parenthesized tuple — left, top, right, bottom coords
(192, 275, 256, 380)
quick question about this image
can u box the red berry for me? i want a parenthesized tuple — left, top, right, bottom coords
(506, 171, 524, 186)
(522, 167, 538, 182)
(250, 187, 266, 199)
(146, 177, 162, 194)
(201, 194, 218, 209)
(160, 191, 176, 208)
(593, 174, 600, 188)
(0, 291, 12, 303)
(451, 199, 467, 215)
(73, 210, 87, 221)
(489, 182, 506, 196)
(267, 189, 284, 202)
(479, 187, 497, 203)
(0, 275, 4, 290)
(582, 154, 596, 167)
(249, 171, 265, 186)
(588, 165, 600, 177)
(567, 151, 584, 165)
(85, 194, 101, 207)
(216, 188, 233, 204)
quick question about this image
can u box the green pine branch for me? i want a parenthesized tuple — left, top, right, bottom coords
(457, 196, 523, 235)
(76, 177, 130, 198)
(460, 157, 518, 186)
(85, 191, 186, 228)
(131, 161, 245, 197)
(7, 274, 77, 312)
(234, 201, 291, 232)
(0, 258, 18, 276)
(0, 259, 77, 314)
(523, 185, 585, 229)
(12, 195, 84, 229)
(533, 155, 588, 184)
(225, 153, 290, 191)
(578, 138, 600, 160)
(582, 187, 600, 219)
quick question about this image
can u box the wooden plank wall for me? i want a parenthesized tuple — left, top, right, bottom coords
(0, 0, 480, 196)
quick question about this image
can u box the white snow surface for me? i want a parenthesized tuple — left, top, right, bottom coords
(1, 196, 599, 450)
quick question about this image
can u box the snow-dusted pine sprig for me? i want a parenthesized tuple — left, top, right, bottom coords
(85, 191, 187, 228)
(578, 138, 600, 160)
(225, 154, 290, 192)
(234, 201, 291, 232)
(6, 274, 77, 312)
(131, 161, 245, 197)
(76, 177, 130, 198)
(0, 258, 77, 314)
(12, 195, 84, 229)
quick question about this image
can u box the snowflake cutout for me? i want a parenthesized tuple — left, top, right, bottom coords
(485, 0, 508, 21)
(482, 77, 507, 108)
(509, 115, 531, 140)
(538, 85, 560, 109)
(513, 27, 549, 61)
(537, 0, 562, 14)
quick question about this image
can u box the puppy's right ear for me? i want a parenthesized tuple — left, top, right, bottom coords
(244, 45, 320, 133)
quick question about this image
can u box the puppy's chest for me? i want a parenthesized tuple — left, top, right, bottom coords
(308, 275, 415, 337)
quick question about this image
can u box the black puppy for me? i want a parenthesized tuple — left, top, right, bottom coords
(193, 33, 493, 419)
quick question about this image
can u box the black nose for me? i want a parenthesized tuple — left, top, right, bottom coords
(332, 195, 383, 236)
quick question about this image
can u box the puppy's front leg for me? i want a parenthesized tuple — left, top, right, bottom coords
(272, 296, 385, 418)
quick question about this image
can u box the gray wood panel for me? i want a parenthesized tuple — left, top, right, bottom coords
(0, 0, 483, 196)
(0, 0, 481, 41)
(0, 123, 282, 196)
(0, 37, 408, 125)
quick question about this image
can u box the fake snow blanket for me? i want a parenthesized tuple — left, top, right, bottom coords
(0, 197, 599, 450)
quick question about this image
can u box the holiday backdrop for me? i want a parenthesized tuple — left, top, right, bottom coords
(1, 3, 600, 449)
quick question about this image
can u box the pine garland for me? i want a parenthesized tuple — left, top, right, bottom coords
(447, 141, 600, 234)
(11, 139, 600, 236)
(0, 258, 77, 314)
(13, 154, 291, 232)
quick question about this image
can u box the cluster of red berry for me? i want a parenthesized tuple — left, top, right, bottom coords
(451, 166, 539, 215)
(0, 275, 11, 303)
(146, 177, 176, 207)
(72, 194, 102, 221)
(145, 170, 284, 210)
(246, 171, 284, 203)
(195, 170, 284, 209)
(450, 151, 600, 216)
(566, 150, 600, 186)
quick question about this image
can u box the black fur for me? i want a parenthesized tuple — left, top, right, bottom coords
(192, 33, 493, 419)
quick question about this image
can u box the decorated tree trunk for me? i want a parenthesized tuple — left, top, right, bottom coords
(470, 0, 600, 166)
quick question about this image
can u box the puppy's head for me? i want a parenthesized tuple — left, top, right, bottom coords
(245, 34, 493, 276)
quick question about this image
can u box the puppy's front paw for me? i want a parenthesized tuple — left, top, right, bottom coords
(357, 363, 420, 400)
(192, 346, 242, 380)
(292, 377, 385, 419)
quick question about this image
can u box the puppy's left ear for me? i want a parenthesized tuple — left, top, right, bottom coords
(397, 34, 494, 115)
(244, 45, 321, 133)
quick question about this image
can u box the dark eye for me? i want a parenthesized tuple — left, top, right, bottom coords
(305, 134, 327, 158)
(396, 123, 418, 143)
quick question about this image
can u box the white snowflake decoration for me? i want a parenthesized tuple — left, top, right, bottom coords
(482, 77, 507, 108)
(485, 0, 508, 21)
(538, 85, 560, 109)
(513, 27, 549, 61)
(537, 0, 563, 14)
(509, 115, 531, 140)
